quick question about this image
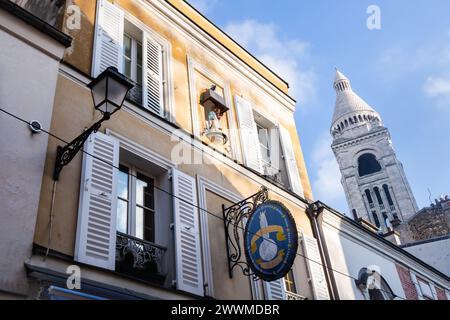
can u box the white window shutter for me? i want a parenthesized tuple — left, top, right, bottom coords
(75, 132, 119, 270)
(269, 125, 281, 173)
(92, 0, 124, 77)
(301, 234, 330, 300)
(430, 283, 437, 300)
(279, 125, 304, 196)
(264, 279, 287, 300)
(143, 34, 164, 116)
(234, 95, 263, 173)
(172, 169, 204, 296)
(410, 273, 423, 300)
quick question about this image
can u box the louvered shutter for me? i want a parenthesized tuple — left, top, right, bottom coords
(92, 0, 124, 77)
(410, 273, 424, 300)
(234, 96, 263, 173)
(143, 34, 164, 116)
(279, 125, 304, 196)
(264, 279, 287, 300)
(301, 234, 330, 300)
(75, 132, 119, 270)
(172, 169, 204, 296)
(430, 283, 438, 300)
(269, 125, 281, 174)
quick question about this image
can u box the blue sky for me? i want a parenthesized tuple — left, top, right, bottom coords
(188, 0, 450, 214)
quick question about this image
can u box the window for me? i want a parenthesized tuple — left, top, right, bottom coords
(418, 278, 434, 299)
(284, 270, 297, 294)
(117, 164, 155, 242)
(254, 115, 290, 188)
(122, 20, 144, 106)
(358, 153, 381, 176)
(372, 211, 380, 228)
(365, 189, 373, 204)
(373, 187, 383, 205)
(356, 268, 394, 300)
(123, 34, 143, 85)
(368, 276, 394, 300)
(256, 122, 271, 168)
(382, 184, 395, 207)
(93, 0, 170, 117)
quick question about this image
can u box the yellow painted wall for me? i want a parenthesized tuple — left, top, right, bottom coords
(34, 0, 316, 299)
(58, 0, 312, 199)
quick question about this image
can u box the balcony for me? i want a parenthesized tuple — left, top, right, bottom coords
(115, 232, 167, 285)
(126, 80, 143, 106)
(286, 291, 307, 300)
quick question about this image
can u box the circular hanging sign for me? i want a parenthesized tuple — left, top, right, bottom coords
(244, 200, 298, 282)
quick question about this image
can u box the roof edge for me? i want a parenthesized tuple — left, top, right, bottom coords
(166, 0, 293, 100)
(0, 0, 72, 48)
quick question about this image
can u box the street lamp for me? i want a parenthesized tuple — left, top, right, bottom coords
(53, 67, 133, 180)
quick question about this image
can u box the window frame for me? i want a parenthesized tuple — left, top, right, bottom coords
(122, 11, 175, 121)
(256, 121, 272, 168)
(357, 153, 382, 177)
(117, 163, 157, 243)
(284, 269, 297, 294)
(123, 32, 143, 86)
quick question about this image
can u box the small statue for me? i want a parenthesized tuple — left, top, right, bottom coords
(206, 106, 223, 132)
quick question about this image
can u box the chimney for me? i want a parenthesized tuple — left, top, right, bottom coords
(383, 230, 402, 245)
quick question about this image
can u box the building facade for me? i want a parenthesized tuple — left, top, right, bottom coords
(330, 70, 418, 231)
(0, 0, 328, 300)
(399, 196, 450, 276)
(0, 0, 71, 298)
(1, 0, 447, 301)
(318, 204, 450, 300)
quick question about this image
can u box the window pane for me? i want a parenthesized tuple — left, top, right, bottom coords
(118, 166, 129, 199)
(136, 206, 144, 240)
(257, 125, 271, 165)
(135, 207, 155, 242)
(123, 35, 132, 58)
(136, 174, 154, 208)
(137, 42, 142, 66)
(124, 58, 131, 79)
(117, 199, 128, 233)
(136, 65, 142, 85)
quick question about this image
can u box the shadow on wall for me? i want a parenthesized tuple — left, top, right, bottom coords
(11, 0, 66, 27)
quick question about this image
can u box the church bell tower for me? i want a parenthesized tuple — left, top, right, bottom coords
(330, 70, 418, 231)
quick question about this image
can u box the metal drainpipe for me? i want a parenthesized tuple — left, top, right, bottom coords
(306, 201, 340, 300)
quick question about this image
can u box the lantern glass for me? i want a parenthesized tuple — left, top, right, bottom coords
(91, 76, 107, 113)
(107, 76, 128, 109)
(88, 67, 133, 116)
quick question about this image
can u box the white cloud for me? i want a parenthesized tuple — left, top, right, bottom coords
(423, 77, 450, 110)
(424, 77, 450, 97)
(224, 20, 317, 103)
(187, 0, 218, 15)
(311, 133, 347, 212)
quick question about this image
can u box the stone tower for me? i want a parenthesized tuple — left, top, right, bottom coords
(330, 69, 418, 231)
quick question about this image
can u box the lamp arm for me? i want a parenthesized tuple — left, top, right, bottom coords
(53, 114, 109, 181)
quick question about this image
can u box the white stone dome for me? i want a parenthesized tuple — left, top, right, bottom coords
(331, 69, 382, 137)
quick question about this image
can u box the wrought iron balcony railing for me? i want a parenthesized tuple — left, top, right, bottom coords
(115, 232, 167, 284)
(286, 291, 307, 300)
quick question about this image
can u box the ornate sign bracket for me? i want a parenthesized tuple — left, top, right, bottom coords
(222, 186, 269, 280)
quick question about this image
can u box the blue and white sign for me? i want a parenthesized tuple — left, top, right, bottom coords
(244, 201, 298, 281)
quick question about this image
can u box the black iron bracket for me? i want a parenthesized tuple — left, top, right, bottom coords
(222, 186, 269, 281)
(53, 113, 110, 181)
